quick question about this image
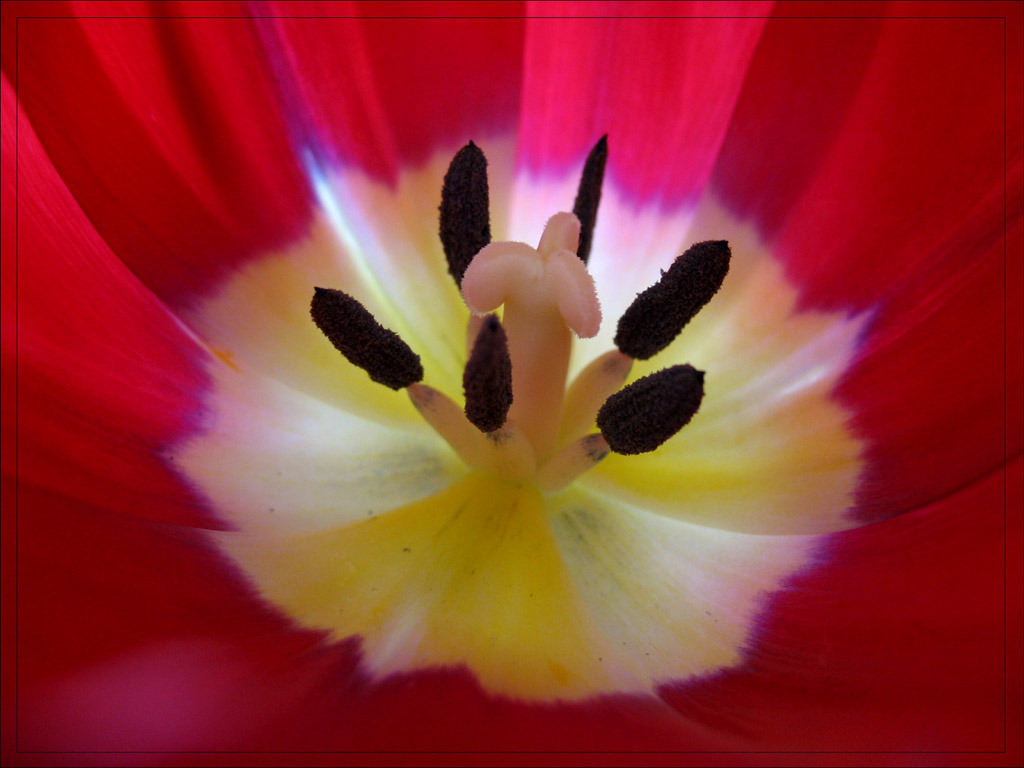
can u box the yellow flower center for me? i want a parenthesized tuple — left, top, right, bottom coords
(307, 139, 729, 495)
(173, 140, 868, 701)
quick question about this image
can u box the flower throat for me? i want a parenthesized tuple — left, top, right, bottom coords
(310, 139, 730, 492)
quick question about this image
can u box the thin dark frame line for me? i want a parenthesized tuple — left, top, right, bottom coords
(1002, 13, 1009, 758)
(13, 12, 19, 758)
(9, 749, 1017, 755)
(9, 14, 1016, 19)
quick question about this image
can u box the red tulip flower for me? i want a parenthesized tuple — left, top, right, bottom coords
(2, 1, 1021, 763)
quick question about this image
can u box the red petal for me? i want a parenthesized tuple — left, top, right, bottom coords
(23, 464, 1012, 752)
(12, 483, 334, 753)
(11, 480, 711, 752)
(517, 2, 767, 205)
(711, 11, 1022, 520)
(1, 74, 212, 527)
(1, 1, 314, 303)
(713, 7, 1018, 284)
(13, 485, 290, 688)
(236, 665, 722, 751)
(5, 4, 1020, 757)
(5, 77, 317, 744)
(771, 15, 1010, 310)
(709, 7, 886, 239)
(254, 1, 525, 180)
(661, 457, 1020, 754)
(844, 209, 1022, 522)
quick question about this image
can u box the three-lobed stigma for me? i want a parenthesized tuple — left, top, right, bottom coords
(311, 138, 730, 489)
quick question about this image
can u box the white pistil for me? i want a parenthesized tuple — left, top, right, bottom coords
(461, 213, 601, 459)
(559, 350, 633, 445)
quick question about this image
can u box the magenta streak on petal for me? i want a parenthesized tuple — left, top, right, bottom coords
(517, 7, 767, 208)
(248, 4, 402, 183)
